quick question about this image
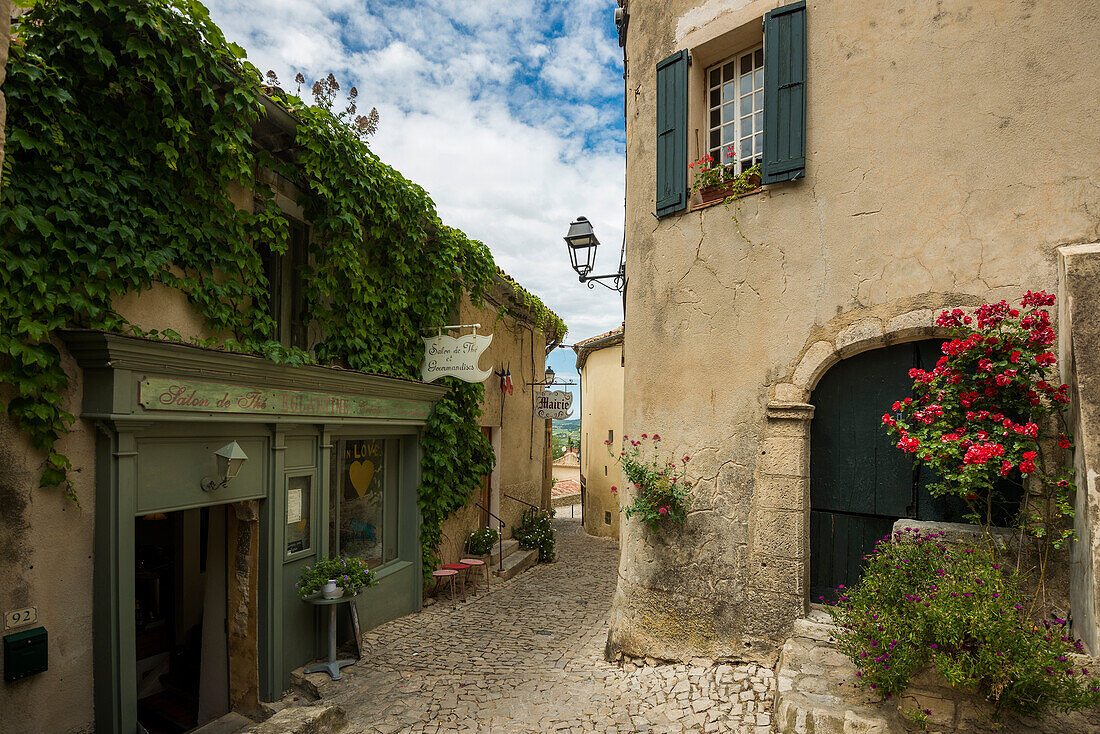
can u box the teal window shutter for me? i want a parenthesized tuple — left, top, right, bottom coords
(762, 1, 806, 184)
(655, 49, 689, 218)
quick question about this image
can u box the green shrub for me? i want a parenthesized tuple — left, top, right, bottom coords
(465, 527, 500, 556)
(609, 432, 693, 530)
(513, 508, 555, 562)
(830, 528, 1100, 716)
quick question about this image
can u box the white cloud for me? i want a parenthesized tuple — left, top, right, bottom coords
(206, 0, 625, 342)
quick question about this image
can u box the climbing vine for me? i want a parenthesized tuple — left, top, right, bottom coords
(1, 0, 565, 578)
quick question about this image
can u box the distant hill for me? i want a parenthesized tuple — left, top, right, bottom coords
(552, 418, 580, 432)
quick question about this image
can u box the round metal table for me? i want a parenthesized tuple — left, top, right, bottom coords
(302, 591, 359, 680)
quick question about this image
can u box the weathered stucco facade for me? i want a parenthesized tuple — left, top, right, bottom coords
(437, 278, 554, 565)
(575, 328, 625, 539)
(614, 0, 1100, 664)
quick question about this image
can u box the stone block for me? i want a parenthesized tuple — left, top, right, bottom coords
(750, 510, 805, 559)
(793, 341, 839, 389)
(753, 475, 808, 510)
(773, 382, 808, 402)
(757, 436, 808, 478)
(835, 319, 885, 358)
(884, 309, 934, 342)
(750, 556, 804, 594)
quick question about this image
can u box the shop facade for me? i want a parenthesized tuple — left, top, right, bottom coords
(62, 331, 444, 733)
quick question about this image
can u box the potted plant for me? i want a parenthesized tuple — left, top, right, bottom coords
(608, 432, 694, 530)
(690, 147, 762, 205)
(296, 556, 378, 599)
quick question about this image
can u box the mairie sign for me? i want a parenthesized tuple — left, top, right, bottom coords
(138, 377, 432, 421)
(534, 389, 573, 420)
(420, 333, 493, 383)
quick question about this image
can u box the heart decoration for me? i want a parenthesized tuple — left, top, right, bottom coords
(349, 460, 376, 499)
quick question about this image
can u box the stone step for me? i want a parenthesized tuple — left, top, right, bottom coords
(791, 616, 838, 643)
(487, 538, 520, 567)
(190, 711, 255, 734)
(237, 703, 346, 734)
(492, 547, 538, 580)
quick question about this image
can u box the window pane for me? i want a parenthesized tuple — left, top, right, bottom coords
(722, 123, 736, 145)
(740, 95, 752, 117)
(740, 74, 752, 96)
(754, 68, 764, 90)
(710, 88, 720, 108)
(710, 129, 721, 149)
(754, 112, 763, 132)
(742, 114, 753, 134)
(741, 138, 752, 160)
(740, 53, 753, 75)
(709, 68, 720, 87)
(285, 475, 311, 556)
(755, 48, 764, 67)
(722, 81, 737, 103)
(754, 90, 763, 110)
(722, 102, 736, 124)
(338, 439, 386, 567)
(755, 133, 763, 154)
(722, 61, 736, 81)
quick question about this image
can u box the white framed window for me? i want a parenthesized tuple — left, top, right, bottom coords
(705, 46, 764, 174)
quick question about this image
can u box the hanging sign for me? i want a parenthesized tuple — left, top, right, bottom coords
(420, 333, 494, 383)
(534, 389, 574, 419)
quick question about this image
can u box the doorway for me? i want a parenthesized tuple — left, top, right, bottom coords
(134, 506, 229, 733)
(809, 341, 973, 601)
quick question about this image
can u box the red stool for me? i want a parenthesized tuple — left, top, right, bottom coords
(441, 562, 471, 601)
(431, 569, 458, 606)
(459, 558, 488, 594)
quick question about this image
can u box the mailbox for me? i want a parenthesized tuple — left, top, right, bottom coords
(4, 626, 47, 682)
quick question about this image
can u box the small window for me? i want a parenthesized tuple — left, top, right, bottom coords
(257, 215, 310, 349)
(608, 429, 614, 443)
(706, 46, 764, 174)
(605, 511, 612, 525)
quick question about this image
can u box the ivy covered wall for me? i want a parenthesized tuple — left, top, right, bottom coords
(0, 0, 565, 576)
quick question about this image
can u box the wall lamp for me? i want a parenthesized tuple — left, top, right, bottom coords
(564, 216, 625, 292)
(201, 441, 249, 492)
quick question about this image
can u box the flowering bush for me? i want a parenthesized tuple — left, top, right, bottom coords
(609, 433, 693, 530)
(296, 556, 377, 599)
(882, 292, 1075, 545)
(465, 527, 500, 556)
(689, 146, 762, 196)
(513, 507, 555, 562)
(831, 529, 1100, 716)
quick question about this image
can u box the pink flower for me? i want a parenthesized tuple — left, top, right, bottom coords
(658, 507, 668, 516)
(652, 434, 661, 441)
(641, 433, 648, 439)
(682, 455, 691, 463)
(610, 486, 618, 494)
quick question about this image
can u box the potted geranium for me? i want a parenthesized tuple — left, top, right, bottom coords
(690, 146, 762, 205)
(296, 556, 378, 599)
(608, 432, 693, 530)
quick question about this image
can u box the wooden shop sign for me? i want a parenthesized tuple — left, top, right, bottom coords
(420, 332, 494, 383)
(139, 377, 432, 421)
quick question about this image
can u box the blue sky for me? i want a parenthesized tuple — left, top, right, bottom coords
(206, 0, 627, 399)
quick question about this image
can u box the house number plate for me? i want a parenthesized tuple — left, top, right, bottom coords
(4, 606, 38, 630)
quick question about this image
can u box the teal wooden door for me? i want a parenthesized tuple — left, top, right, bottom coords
(809, 341, 967, 602)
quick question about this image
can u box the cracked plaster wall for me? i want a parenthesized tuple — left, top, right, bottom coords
(613, 0, 1100, 663)
(579, 343, 625, 539)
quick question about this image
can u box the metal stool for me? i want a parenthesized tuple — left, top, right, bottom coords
(459, 558, 489, 594)
(431, 569, 458, 606)
(441, 562, 471, 601)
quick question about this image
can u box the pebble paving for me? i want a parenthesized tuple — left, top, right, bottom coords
(291, 515, 775, 733)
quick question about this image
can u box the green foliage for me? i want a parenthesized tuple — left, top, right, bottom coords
(610, 433, 693, 530)
(831, 529, 1100, 717)
(296, 556, 377, 599)
(2, 0, 565, 582)
(465, 527, 500, 556)
(513, 508, 555, 563)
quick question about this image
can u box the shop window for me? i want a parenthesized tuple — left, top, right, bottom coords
(330, 438, 397, 567)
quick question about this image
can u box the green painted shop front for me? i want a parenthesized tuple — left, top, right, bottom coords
(62, 332, 446, 734)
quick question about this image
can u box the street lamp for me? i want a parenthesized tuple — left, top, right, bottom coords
(544, 366, 556, 385)
(564, 216, 624, 292)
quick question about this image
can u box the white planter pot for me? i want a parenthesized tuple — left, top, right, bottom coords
(322, 579, 340, 599)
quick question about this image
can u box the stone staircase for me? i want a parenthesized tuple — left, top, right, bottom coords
(487, 537, 539, 581)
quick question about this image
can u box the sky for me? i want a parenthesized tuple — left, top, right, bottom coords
(205, 0, 627, 401)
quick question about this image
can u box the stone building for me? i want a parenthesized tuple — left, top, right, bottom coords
(575, 327, 625, 539)
(612, 0, 1100, 665)
(552, 448, 581, 485)
(0, 55, 556, 734)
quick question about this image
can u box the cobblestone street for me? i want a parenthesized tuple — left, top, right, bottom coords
(286, 515, 775, 733)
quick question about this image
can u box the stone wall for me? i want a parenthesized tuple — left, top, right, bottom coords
(436, 285, 551, 565)
(615, 0, 1100, 664)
